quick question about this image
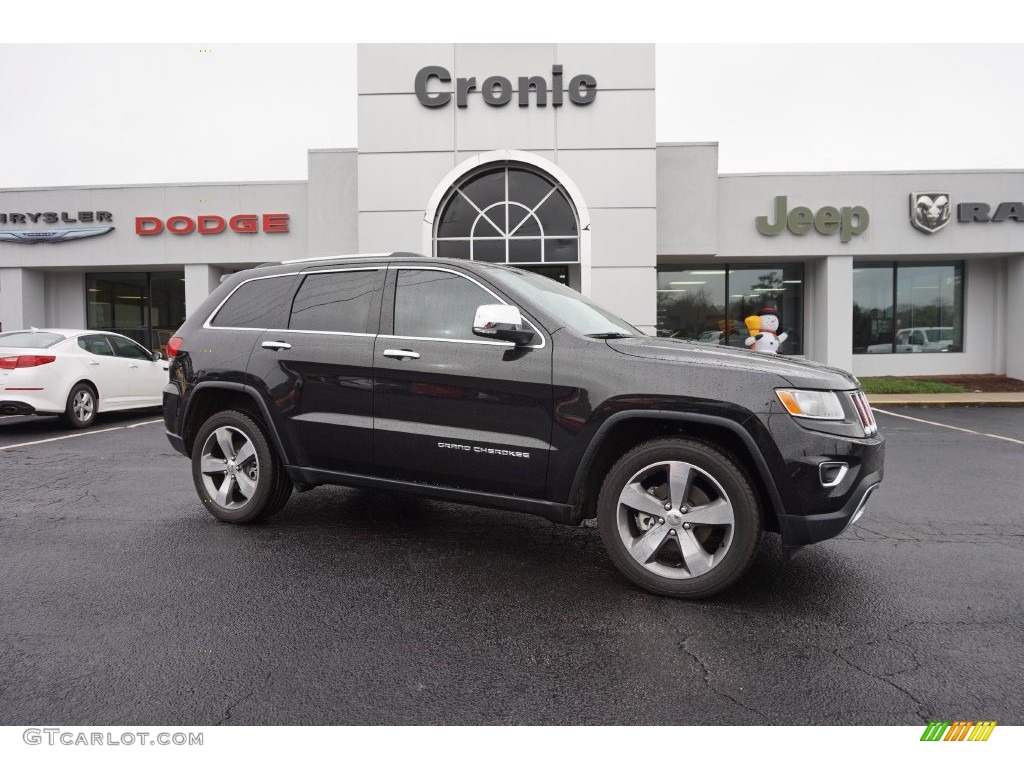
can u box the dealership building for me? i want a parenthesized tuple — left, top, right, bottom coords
(2, 43, 1022, 379)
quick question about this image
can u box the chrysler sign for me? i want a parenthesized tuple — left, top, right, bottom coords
(0, 210, 115, 244)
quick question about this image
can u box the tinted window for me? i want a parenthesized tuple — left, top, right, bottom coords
(0, 331, 65, 348)
(109, 336, 151, 360)
(288, 270, 380, 334)
(394, 269, 493, 341)
(78, 335, 114, 356)
(212, 276, 293, 329)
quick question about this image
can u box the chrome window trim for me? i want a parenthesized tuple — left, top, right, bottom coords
(281, 253, 390, 264)
(392, 265, 546, 350)
(203, 267, 382, 332)
(378, 333, 514, 348)
(268, 328, 375, 339)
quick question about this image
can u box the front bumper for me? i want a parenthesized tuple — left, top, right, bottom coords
(763, 408, 885, 547)
(778, 471, 882, 547)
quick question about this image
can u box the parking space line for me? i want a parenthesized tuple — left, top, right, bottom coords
(0, 419, 163, 451)
(128, 419, 163, 429)
(873, 408, 1024, 445)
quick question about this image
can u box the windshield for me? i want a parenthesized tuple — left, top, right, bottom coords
(490, 268, 639, 337)
(0, 331, 65, 348)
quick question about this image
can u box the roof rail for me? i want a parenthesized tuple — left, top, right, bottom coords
(280, 252, 428, 265)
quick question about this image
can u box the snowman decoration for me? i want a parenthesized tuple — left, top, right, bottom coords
(744, 303, 788, 355)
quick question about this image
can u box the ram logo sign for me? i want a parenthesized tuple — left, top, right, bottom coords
(910, 192, 952, 234)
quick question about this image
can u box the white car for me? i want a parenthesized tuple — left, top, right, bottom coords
(866, 327, 955, 353)
(0, 328, 169, 428)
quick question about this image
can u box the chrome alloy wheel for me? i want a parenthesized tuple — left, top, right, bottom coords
(72, 389, 94, 422)
(199, 426, 260, 510)
(615, 460, 736, 580)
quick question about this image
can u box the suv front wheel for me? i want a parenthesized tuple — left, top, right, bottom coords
(191, 410, 292, 523)
(597, 437, 762, 599)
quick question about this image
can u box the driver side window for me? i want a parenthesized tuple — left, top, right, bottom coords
(393, 269, 494, 341)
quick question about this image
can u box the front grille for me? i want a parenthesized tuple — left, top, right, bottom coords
(850, 390, 877, 436)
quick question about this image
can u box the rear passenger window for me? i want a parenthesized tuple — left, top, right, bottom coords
(78, 335, 114, 356)
(288, 270, 380, 334)
(211, 276, 294, 329)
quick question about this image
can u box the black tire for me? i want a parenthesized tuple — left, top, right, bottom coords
(191, 410, 292, 523)
(597, 437, 761, 599)
(60, 382, 98, 429)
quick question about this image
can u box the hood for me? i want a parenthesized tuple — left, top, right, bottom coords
(607, 336, 859, 390)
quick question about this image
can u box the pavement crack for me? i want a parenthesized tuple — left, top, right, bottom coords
(678, 636, 773, 725)
(829, 647, 930, 723)
(214, 665, 278, 726)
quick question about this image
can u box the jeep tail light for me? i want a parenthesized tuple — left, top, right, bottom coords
(166, 336, 183, 359)
(0, 355, 56, 369)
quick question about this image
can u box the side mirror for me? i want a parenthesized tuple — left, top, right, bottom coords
(473, 304, 535, 346)
(152, 351, 163, 361)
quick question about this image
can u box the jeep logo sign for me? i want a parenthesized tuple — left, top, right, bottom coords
(755, 196, 869, 243)
(415, 65, 596, 108)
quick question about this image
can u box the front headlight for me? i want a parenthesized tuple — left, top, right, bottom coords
(775, 388, 845, 420)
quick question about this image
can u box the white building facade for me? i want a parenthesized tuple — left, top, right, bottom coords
(1, 43, 1021, 379)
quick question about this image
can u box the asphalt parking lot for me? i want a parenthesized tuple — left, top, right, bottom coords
(1, 406, 1021, 725)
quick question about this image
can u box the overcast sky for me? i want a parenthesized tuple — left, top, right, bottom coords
(2, 36, 1022, 188)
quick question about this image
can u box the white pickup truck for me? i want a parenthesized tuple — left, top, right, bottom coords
(867, 327, 954, 353)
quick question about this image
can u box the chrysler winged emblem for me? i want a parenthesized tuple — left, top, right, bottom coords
(0, 226, 115, 244)
(909, 193, 951, 234)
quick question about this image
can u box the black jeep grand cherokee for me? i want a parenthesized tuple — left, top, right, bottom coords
(163, 253, 883, 598)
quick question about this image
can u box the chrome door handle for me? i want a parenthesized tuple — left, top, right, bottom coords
(89, 361, 100, 366)
(261, 341, 292, 351)
(382, 349, 420, 360)
(129, 364, 139, 368)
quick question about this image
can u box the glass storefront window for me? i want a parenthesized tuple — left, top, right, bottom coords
(657, 265, 804, 355)
(86, 271, 186, 354)
(727, 266, 804, 355)
(656, 269, 726, 343)
(853, 262, 963, 354)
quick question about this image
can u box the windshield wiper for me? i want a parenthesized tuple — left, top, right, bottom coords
(586, 332, 633, 339)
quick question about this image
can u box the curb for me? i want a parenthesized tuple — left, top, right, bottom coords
(867, 393, 1024, 407)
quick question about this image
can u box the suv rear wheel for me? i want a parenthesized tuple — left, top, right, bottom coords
(191, 410, 292, 523)
(597, 437, 762, 599)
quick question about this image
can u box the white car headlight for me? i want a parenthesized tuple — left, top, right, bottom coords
(775, 389, 845, 420)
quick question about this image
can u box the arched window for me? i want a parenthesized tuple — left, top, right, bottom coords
(433, 163, 579, 264)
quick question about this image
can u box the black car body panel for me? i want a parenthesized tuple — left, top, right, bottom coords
(163, 254, 884, 550)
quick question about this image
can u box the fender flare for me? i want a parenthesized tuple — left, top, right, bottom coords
(566, 410, 786, 523)
(183, 381, 291, 464)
